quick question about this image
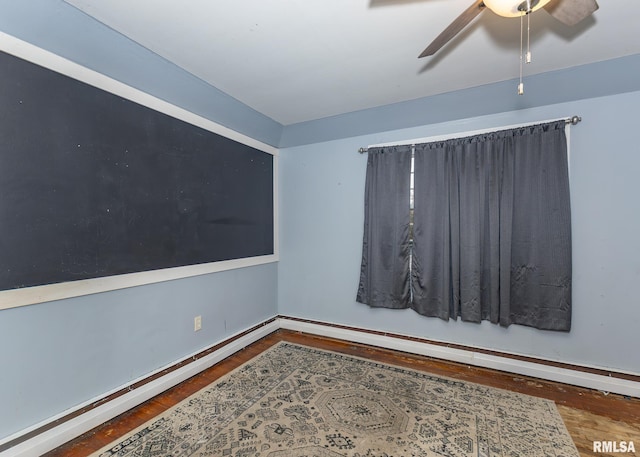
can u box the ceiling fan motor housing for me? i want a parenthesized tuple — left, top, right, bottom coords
(484, 0, 552, 17)
(419, 0, 599, 59)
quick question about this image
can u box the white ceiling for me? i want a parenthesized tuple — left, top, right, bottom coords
(64, 0, 640, 126)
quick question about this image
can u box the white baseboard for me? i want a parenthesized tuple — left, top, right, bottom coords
(278, 318, 640, 399)
(0, 319, 279, 457)
(4, 316, 638, 456)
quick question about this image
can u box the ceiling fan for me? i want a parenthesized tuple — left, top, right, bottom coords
(419, 0, 599, 58)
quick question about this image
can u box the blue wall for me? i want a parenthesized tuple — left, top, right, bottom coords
(0, 0, 279, 442)
(278, 91, 640, 375)
(279, 54, 640, 148)
(1, 0, 639, 445)
(0, 263, 278, 439)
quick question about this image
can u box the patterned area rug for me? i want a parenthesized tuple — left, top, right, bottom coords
(91, 342, 579, 456)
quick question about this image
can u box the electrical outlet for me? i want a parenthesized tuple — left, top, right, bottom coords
(194, 315, 202, 332)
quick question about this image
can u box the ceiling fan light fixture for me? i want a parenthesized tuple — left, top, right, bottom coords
(483, 0, 553, 17)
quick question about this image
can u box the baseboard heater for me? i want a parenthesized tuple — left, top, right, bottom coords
(2, 316, 638, 456)
(278, 316, 640, 398)
(0, 319, 280, 457)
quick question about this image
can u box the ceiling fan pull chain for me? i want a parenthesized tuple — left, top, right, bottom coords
(518, 12, 524, 95)
(526, 9, 532, 63)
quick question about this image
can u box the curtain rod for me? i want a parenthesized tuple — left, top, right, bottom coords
(357, 115, 582, 153)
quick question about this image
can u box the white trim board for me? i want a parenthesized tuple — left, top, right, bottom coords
(278, 318, 640, 399)
(0, 319, 279, 457)
(0, 32, 279, 309)
(0, 32, 277, 156)
(3, 317, 638, 456)
(0, 255, 279, 311)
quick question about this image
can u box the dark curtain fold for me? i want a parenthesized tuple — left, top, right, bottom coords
(357, 121, 572, 331)
(412, 132, 514, 324)
(357, 145, 412, 309)
(411, 121, 571, 331)
(507, 122, 572, 330)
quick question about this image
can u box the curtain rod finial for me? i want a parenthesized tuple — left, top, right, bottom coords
(569, 115, 581, 125)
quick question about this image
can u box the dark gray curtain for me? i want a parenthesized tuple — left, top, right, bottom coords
(411, 131, 512, 324)
(357, 121, 572, 331)
(357, 145, 412, 309)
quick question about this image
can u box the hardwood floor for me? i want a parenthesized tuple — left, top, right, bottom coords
(44, 329, 639, 457)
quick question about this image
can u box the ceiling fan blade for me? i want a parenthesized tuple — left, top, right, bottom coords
(543, 0, 599, 26)
(418, 0, 486, 58)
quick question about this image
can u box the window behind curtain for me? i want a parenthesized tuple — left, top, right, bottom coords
(357, 121, 572, 331)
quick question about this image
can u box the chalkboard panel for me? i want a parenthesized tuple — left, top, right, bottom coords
(0, 50, 274, 291)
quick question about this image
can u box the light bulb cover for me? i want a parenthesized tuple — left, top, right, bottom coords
(483, 0, 552, 17)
